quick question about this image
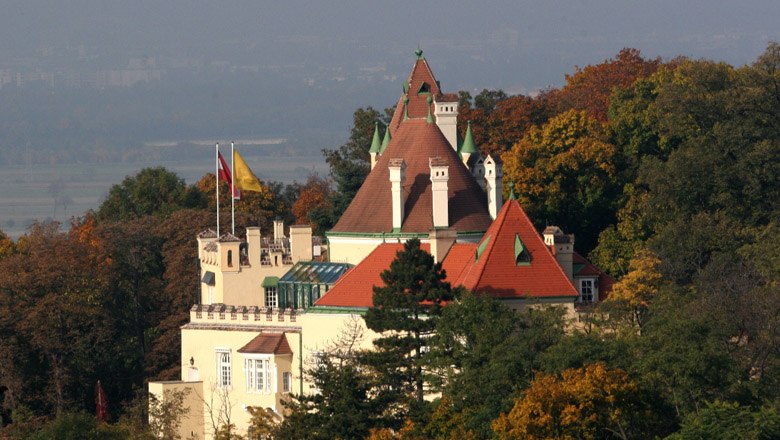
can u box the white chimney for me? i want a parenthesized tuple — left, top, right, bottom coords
(429, 157, 450, 228)
(388, 159, 406, 231)
(434, 99, 459, 151)
(273, 218, 285, 242)
(484, 154, 503, 220)
(544, 226, 575, 282)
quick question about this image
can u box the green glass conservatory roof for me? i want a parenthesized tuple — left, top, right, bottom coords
(279, 261, 352, 285)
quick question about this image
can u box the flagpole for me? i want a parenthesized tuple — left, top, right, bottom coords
(231, 141, 236, 235)
(215, 143, 220, 236)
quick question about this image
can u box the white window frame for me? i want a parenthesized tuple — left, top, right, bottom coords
(264, 287, 278, 308)
(282, 371, 292, 393)
(578, 278, 597, 303)
(215, 349, 231, 388)
(243, 355, 275, 394)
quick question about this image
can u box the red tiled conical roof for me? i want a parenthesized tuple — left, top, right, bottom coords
(457, 200, 578, 298)
(330, 119, 492, 234)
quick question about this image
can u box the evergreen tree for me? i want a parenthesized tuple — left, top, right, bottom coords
(362, 238, 457, 426)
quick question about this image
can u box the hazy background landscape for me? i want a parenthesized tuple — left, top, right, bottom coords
(1, 0, 778, 237)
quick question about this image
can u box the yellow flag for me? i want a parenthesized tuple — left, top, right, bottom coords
(232, 149, 265, 192)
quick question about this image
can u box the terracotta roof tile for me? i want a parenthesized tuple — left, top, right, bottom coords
(330, 120, 492, 234)
(458, 200, 578, 299)
(237, 333, 292, 355)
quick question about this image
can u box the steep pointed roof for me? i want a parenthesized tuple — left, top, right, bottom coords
(460, 121, 478, 155)
(456, 200, 578, 298)
(369, 122, 382, 154)
(330, 119, 492, 234)
(388, 49, 443, 135)
(380, 126, 391, 154)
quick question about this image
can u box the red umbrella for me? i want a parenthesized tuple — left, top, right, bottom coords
(95, 380, 108, 423)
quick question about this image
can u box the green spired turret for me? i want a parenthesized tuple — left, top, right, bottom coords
(460, 121, 479, 167)
(460, 121, 478, 154)
(379, 125, 391, 154)
(369, 122, 381, 154)
(369, 122, 381, 170)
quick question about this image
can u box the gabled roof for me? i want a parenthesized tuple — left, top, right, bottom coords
(573, 252, 615, 300)
(329, 119, 492, 234)
(237, 333, 292, 355)
(457, 200, 578, 298)
(319, 200, 582, 308)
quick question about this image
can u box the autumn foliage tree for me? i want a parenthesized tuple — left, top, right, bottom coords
(492, 363, 651, 440)
(502, 109, 621, 252)
(548, 48, 662, 122)
(291, 174, 333, 235)
(603, 249, 663, 332)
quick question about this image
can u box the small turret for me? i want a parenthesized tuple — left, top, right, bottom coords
(460, 121, 479, 168)
(369, 122, 381, 170)
(380, 124, 391, 154)
(484, 155, 503, 220)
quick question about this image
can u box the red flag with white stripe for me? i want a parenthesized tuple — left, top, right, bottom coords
(217, 151, 240, 200)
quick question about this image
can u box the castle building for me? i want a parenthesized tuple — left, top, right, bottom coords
(149, 50, 613, 439)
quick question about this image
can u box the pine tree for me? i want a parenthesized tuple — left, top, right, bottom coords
(362, 238, 456, 425)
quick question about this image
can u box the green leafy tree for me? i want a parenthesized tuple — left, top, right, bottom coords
(667, 400, 780, 440)
(502, 110, 621, 253)
(362, 238, 456, 425)
(323, 107, 391, 218)
(97, 167, 206, 222)
(427, 293, 566, 437)
(276, 317, 379, 440)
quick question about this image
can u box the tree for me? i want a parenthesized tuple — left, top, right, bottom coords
(603, 249, 663, 332)
(0, 229, 14, 260)
(291, 174, 333, 235)
(276, 317, 379, 440)
(97, 167, 205, 222)
(492, 363, 654, 440)
(502, 110, 621, 253)
(549, 48, 662, 122)
(427, 293, 566, 437)
(667, 400, 780, 440)
(146, 388, 192, 440)
(362, 238, 456, 425)
(323, 107, 391, 218)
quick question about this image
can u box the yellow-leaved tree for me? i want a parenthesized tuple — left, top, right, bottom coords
(501, 109, 620, 252)
(605, 249, 663, 333)
(492, 363, 640, 440)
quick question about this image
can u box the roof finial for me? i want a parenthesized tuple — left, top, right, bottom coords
(403, 96, 409, 120)
(415, 47, 423, 60)
(509, 182, 517, 200)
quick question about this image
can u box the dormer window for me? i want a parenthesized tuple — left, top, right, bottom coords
(515, 234, 531, 265)
(417, 81, 431, 94)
